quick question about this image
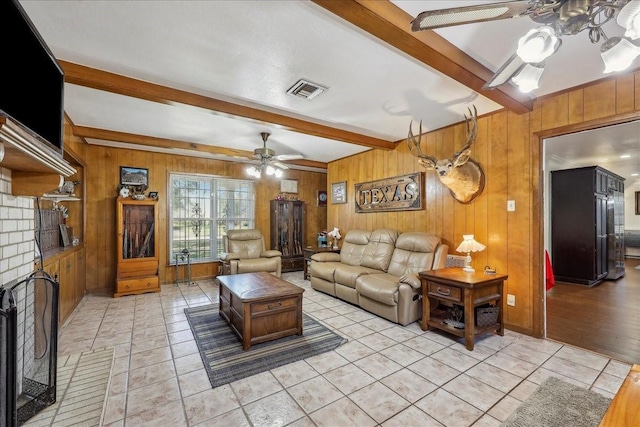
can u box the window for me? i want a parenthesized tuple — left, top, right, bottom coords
(169, 173, 255, 263)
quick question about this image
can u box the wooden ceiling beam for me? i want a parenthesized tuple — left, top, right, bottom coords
(312, 0, 533, 115)
(60, 60, 394, 151)
(72, 125, 328, 169)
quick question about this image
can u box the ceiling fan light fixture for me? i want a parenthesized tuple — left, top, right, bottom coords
(516, 26, 559, 63)
(246, 165, 262, 178)
(511, 63, 544, 93)
(617, 0, 640, 40)
(274, 169, 283, 178)
(601, 36, 640, 73)
(265, 165, 276, 175)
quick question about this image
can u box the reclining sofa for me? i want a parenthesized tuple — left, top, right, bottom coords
(309, 229, 448, 325)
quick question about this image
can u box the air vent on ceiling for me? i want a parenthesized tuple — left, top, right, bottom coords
(286, 79, 328, 100)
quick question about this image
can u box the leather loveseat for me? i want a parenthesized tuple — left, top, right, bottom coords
(309, 229, 448, 325)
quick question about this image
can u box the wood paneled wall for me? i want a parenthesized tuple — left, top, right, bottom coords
(75, 144, 327, 295)
(327, 71, 640, 336)
(67, 71, 639, 334)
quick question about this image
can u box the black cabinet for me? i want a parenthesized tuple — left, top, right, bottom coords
(551, 166, 624, 286)
(270, 200, 305, 272)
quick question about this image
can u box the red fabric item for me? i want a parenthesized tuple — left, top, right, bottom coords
(545, 250, 555, 291)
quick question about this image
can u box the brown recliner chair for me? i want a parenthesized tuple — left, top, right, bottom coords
(221, 229, 282, 277)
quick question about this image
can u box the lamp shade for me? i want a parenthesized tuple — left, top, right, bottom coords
(601, 36, 640, 73)
(516, 26, 559, 63)
(511, 63, 544, 93)
(618, 0, 640, 40)
(456, 234, 486, 253)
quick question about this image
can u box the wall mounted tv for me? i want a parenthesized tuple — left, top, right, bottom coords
(1, 0, 64, 153)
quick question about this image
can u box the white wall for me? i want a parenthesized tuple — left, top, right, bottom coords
(625, 180, 640, 231)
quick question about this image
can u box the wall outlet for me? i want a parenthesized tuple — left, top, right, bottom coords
(507, 294, 516, 306)
(507, 200, 516, 212)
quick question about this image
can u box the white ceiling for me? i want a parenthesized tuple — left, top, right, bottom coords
(18, 0, 640, 182)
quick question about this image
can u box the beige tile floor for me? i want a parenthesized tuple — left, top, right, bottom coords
(53, 272, 631, 427)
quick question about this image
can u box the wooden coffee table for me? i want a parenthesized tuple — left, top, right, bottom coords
(217, 271, 304, 350)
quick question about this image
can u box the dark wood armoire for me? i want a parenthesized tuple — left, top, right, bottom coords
(551, 166, 625, 286)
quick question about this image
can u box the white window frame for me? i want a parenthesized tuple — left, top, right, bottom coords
(168, 173, 255, 263)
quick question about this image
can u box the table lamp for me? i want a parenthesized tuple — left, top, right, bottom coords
(456, 234, 486, 273)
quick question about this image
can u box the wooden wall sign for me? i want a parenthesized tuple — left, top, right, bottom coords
(355, 173, 423, 213)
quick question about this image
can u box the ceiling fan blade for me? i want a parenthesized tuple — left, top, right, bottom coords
(273, 153, 304, 161)
(411, 1, 534, 31)
(482, 52, 526, 90)
(272, 161, 290, 170)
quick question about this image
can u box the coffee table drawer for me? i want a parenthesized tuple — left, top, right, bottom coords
(428, 282, 462, 302)
(251, 297, 297, 316)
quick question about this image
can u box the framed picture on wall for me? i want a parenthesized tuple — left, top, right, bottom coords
(120, 166, 149, 186)
(331, 181, 347, 204)
(280, 179, 298, 194)
(636, 191, 640, 215)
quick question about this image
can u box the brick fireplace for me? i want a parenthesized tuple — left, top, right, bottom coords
(1, 167, 58, 426)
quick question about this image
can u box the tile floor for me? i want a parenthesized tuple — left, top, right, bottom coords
(53, 272, 632, 427)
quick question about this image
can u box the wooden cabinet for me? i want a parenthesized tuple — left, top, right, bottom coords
(75, 249, 85, 303)
(551, 166, 625, 286)
(270, 200, 305, 272)
(419, 268, 507, 351)
(58, 251, 76, 322)
(39, 245, 85, 325)
(115, 197, 159, 297)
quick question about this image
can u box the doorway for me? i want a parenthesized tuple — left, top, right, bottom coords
(542, 120, 640, 364)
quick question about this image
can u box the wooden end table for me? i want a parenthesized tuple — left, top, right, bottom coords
(218, 272, 304, 350)
(303, 246, 340, 280)
(419, 268, 508, 351)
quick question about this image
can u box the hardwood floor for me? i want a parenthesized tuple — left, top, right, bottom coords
(546, 260, 640, 364)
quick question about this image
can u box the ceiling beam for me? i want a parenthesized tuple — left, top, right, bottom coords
(60, 61, 395, 151)
(312, 0, 533, 115)
(72, 126, 328, 169)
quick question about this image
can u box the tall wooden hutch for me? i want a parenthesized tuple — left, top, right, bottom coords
(551, 166, 625, 286)
(115, 197, 160, 297)
(270, 200, 305, 272)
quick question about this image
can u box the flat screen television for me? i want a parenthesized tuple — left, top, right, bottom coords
(0, 0, 64, 153)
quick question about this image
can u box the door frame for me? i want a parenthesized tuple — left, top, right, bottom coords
(532, 110, 640, 337)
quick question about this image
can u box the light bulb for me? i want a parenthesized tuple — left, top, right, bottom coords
(275, 169, 283, 178)
(266, 165, 276, 175)
(246, 166, 257, 176)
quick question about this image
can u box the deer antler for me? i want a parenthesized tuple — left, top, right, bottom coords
(407, 120, 437, 165)
(457, 105, 478, 155)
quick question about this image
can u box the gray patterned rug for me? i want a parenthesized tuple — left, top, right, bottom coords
(185, 304, 347, 388)
(501, 376, 612, 427)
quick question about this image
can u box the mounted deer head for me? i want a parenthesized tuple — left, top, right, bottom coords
(408, 106, 485, 204)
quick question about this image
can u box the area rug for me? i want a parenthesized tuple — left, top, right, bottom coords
(184, 304, 347, 388)
(501, 376, 612, 427)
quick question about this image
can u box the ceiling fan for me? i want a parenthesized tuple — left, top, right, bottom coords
(411, 0, 640, 93)
(246, 132, 304, 178)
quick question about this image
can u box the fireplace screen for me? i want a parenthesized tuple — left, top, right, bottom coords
(1, 270, 58, 426)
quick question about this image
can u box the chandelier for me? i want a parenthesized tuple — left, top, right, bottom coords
(245, 132, 300, 179)
(246, 162, 283, 179)
(411, 0, 640, 93)
(506, 0, 640, 92)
